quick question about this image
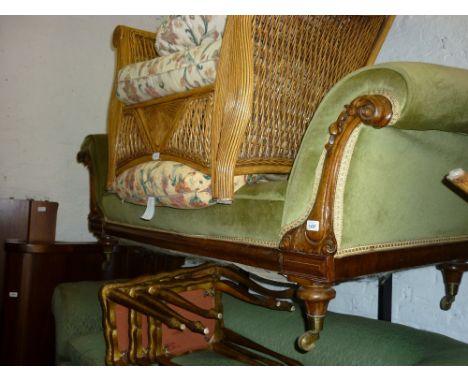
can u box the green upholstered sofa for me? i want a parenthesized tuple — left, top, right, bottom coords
(79, 61, 468, 351)
(90, 62, 468, 251)
(52, 280, 468, 366)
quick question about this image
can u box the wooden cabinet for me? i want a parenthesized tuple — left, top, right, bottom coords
(0, 198, 58, 309)
(0, 198, 184, 365)
(0, 241, 104, 365)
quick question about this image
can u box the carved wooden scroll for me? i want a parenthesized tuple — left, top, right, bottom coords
(281, 95, 393, 259)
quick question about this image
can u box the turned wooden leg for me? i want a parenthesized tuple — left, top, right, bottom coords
(99, 235, 118, 274)
(436, 262, 468, 311)
(296, 283, 336, 352)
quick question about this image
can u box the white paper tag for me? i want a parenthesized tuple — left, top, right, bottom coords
(9, 291, 18, 298)
(141, 197, 156, 221)
(37, 206, 47, 212)
(152, 152, 160, 161)
(306, 220, 320, 232)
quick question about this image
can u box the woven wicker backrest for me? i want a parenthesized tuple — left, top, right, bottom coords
(107, 17, 392, 200)
(237, 16, 388, 168)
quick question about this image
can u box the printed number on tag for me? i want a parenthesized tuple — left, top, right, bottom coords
(306, 220, 320, 232)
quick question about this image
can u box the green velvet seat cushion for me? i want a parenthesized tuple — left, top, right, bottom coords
(68, 331, 107, 366)
(217, 294, 468, 366)
(102, 180, 287, 247)
(54, 281, 468, 366)
(81, 135, 287, 248)
(52, 281, 105, 365)
(178, 294, 468, 366)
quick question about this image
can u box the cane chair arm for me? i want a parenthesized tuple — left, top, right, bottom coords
(112, 25, 157, 66)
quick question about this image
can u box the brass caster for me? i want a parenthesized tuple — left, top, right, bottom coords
(297, 330, 319, 352)
(440, 295, 454, 311)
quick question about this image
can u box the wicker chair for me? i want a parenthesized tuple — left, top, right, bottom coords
(107, 16, 393, 202)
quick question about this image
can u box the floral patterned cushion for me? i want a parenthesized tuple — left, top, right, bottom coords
(155, 15, 226, 56)
(116, 38, 221, 105)
(111, 161, 254, 209)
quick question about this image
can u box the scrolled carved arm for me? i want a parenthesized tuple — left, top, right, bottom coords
(350, 95, 393, 127)
(327, 95, 393, 147)
(281, 95, 393, 256)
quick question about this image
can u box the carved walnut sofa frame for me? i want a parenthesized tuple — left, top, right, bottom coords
(79, 15, 468, 352)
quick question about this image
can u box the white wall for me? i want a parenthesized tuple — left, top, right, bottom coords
(1, 15, 467, 343)
(0, 16, 161, 241)
(328, 15, 468, 344)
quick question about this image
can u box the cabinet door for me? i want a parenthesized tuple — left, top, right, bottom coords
(0, 199, 30, 316)
(0, 199, 58, 313)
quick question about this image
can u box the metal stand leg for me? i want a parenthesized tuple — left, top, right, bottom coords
(378, 274, 392, 321)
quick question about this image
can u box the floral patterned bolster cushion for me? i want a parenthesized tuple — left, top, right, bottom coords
(155, 15, 227, 56)
(111, 161, 257, 209)
(117, 38, 221, 104)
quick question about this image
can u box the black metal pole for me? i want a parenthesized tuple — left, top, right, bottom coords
(378, 274, 393, 321)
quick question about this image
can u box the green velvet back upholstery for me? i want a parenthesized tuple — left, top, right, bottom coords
(282, 62, 468, 253)
(80, 135, 108, 212)
(52, 281, 468, 366)
(338, 127, 468, 255)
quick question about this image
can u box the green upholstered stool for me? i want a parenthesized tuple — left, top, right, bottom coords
(52, 281, 105, 366)
(52, 281, 468, 366)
